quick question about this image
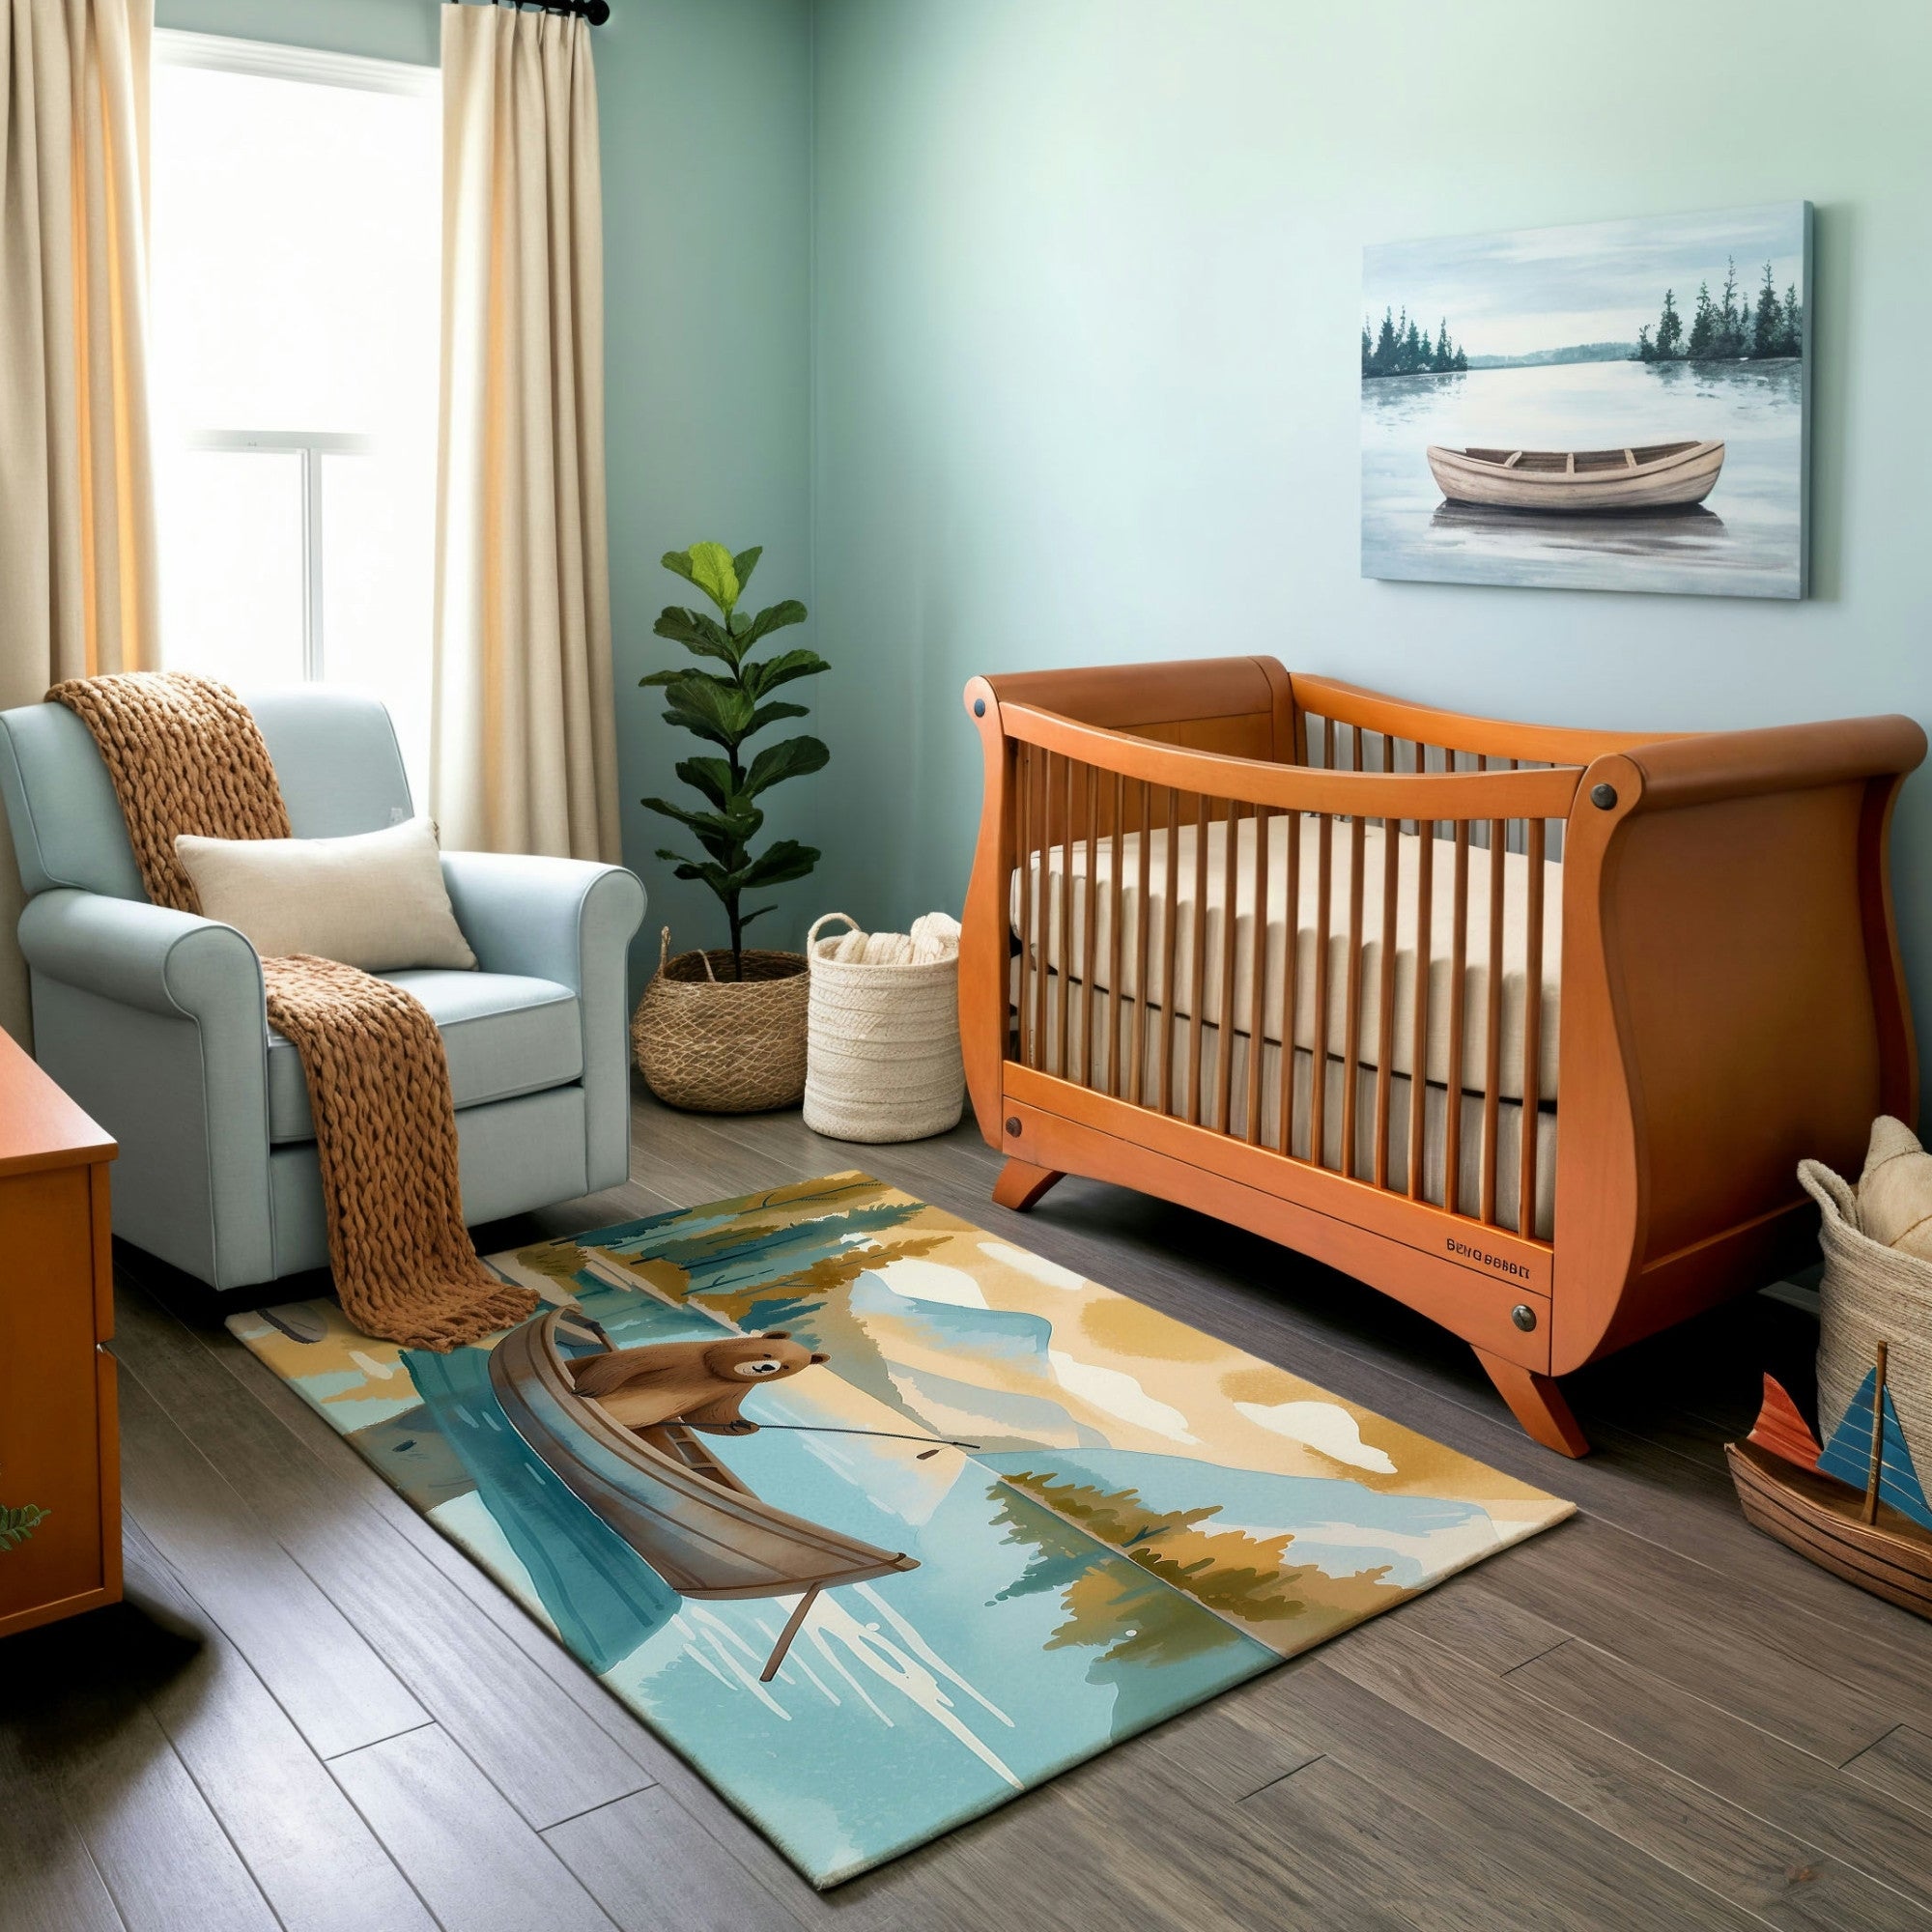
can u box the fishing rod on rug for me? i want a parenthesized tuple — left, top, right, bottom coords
(750, 1423, 981, 1459)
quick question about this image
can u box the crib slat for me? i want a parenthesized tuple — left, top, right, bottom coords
(1519, 816, 1546, 1237)
(1276, 808, 1302, 1157)
(1373, 812, 1399, 1189)
(1012, 742, 1028, 1074)
(1159, 787, 1180, 1115)
(1244, 804, 1270, 1146)
(1407, 817, 1435, 1199)
(1187, 801, 1211, 1125)
(1214, 799, 1241, 1132)
(1033, 752, 1052, 1071)
(1056, 754, 1074, 1080)
(1309, 811, 1334, 1167)
(1109, 773, 1126, 1097)
(1479, 816, 1507, 1225)
(1445, 821, 1470, 1214)
(1082, 762, 1100, 1088)
(1340, 814, 1366, 1178)
(1131, 780, 1152, 1106)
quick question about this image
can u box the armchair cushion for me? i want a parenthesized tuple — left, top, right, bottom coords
(177, 816, 477, 971)
(267, 969, 582, 1143)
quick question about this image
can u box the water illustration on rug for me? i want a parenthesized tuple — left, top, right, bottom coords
(232, 1175, 1573, 1887)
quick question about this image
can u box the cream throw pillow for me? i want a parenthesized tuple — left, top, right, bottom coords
(1856, 1115, 1932, 1262)
(174, 816, 477, 972)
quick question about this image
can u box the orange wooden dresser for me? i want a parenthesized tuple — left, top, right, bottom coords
(0, 1027, 119, 1638)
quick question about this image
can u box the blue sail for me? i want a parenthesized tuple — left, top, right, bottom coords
(1818, 1369, 1932, 1533)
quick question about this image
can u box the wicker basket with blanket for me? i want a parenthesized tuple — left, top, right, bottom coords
(802, 911, 965, 1143)
(1802, 1115, 1932, 1452)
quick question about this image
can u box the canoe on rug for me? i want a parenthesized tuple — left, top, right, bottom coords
(487, 1308, 919, 1603)
(1426, 439, 1724, 511)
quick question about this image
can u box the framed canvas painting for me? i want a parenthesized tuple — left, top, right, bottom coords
(1360, 202, 1812, 598)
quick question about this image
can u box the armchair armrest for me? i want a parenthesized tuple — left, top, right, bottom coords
(16, 889, 275, 1289)
(438, 851, 645, 988)
(439, 852, 646, 1194)
(17, 887, 265, 1017)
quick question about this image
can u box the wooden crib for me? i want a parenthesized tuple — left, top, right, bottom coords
(959, 658, 1924, 1456)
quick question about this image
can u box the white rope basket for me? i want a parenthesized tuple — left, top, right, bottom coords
(803, 911, 965, 1143)
(1800, 1156, 1932, 1449)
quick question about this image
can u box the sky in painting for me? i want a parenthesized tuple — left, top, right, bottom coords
(1364, 203, 1808, 359)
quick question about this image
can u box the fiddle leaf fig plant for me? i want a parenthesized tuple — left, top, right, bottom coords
(641, 543, 828, 980)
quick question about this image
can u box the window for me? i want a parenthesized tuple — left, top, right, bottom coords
(151, 33, 440, 801)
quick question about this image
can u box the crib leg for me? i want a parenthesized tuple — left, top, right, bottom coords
(1473, 1348, 1591, 1459)
(992, 1158, 1065, 1213)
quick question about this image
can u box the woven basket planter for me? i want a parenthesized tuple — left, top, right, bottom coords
(1800, 1157, 1932, 1449)
(803, 912, 965, 1143)
(631, 928, 808, 1114)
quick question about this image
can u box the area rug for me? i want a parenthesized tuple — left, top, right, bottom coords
(229, 1173, 1573, 1887)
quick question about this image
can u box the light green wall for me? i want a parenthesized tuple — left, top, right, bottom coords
(594, 0, 815, 975)
(809, 0, 1932, 1093)
(156, 0, 440, 64)
(154, 0, 817, 987)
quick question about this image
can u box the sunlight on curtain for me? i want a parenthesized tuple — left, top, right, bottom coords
(0, 0, 159, 1039)
(435, 3, 619, 863)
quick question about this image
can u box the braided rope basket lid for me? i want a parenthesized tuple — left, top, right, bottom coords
(803, 912, 965, 1143)
(632, 928, 808, 1113)
(1800, 1155, 1932, 1451)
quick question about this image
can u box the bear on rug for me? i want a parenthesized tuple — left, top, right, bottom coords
(567, 1330, 830, 1435)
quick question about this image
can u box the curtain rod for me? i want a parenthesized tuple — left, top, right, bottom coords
(455, 0, 611, 23)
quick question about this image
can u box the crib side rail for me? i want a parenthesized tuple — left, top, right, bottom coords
(960, 679, 1581, 1281)
(1293, 673, 1680, 772)
(1001, 702, 1580, 822)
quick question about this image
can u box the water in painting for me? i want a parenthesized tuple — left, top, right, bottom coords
(1361, 203, 1810, 598)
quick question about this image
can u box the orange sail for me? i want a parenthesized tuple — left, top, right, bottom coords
(1746, 1375, 1823, 1471)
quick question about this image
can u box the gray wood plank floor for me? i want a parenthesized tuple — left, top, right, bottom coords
(6, 1082, 1930, 1932)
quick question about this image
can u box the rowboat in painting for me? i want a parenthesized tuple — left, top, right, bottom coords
(489, 1310, 919, 1674)
(1426, 440, 1724, 511)
(1724, 1345, 1932, 1621)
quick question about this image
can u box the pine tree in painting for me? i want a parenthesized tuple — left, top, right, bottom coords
(1718, 257, 1744, 356)
(1686, 280, 1716, 358)
(1656, 287, 1683, 358)
(1373, 306, 1398, 376)
(1752, 260, 1783, 356)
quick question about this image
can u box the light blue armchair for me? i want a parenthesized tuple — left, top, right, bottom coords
(0, 687, 646, 1295)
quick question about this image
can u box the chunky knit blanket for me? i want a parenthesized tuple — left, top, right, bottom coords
(52, 671, 536, 1350)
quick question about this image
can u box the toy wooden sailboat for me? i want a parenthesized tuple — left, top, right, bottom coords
(1725, 1343, 1932, 1620)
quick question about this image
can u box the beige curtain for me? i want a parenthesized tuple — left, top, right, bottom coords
(433, 2, 619, 864)
(0, 0, 158, 1041)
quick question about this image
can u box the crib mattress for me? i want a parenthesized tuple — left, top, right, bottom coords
(1031, 977, 1554, 1239)
(1015, 813, 1562, 1102)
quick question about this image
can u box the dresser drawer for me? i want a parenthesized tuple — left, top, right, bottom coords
(0, 1163, 116, 1633)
